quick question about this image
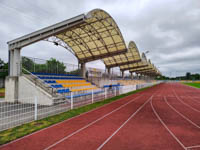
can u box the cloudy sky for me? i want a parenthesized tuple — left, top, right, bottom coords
(0, 0, 200, 77)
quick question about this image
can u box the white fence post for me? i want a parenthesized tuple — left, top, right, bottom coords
(92, 89, 94, 103)
(34, 96, 38, 120)
(71, 92, 73, 109)
(115, 87, 117, 96)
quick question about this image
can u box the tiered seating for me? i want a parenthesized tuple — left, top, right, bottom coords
(118, 80, 156, 86)
(32, 73, 98, 97)
(117, 80, 143, 85)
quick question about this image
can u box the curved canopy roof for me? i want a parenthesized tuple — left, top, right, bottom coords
(120, 52, 148, 71)
(103, 41, 141, 68)
(55, 9, 127, 63)
(129, 59, 153, 73)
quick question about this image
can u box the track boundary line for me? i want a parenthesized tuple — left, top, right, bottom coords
(43, 94, 145, 150)
(164, 97, 200, 129)
(173, 89, 200, 113)
(96, 95, 154, 150)
(151, 98, 187, 150)
(181, 83, 200, 92)
(0, 91, 144, 148)
(186, 145, 200, 149)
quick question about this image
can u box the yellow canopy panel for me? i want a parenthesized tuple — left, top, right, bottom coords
(55, 9, 127, 63)
(129, 60, 153, 72)
(103, 41, 141, 68)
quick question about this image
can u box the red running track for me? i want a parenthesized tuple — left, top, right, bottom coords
(1, 83, 200, 150)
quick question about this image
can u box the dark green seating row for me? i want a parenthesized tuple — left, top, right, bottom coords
(32, 72, 79, 77)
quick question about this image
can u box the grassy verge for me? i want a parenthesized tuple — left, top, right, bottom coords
(0, 86, 154, 145)
(183, 82, 200, 89)
(0, 88, 5, 98)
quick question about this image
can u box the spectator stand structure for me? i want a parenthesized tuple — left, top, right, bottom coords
(1, 9, 161, 132)
(6, 9, 128, 103)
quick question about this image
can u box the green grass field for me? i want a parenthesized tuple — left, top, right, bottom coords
(0, 86, 153, 145)
(183, 82, 200, 88)
(0, 88, 5, 98)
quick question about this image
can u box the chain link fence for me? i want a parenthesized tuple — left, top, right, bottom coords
(22, 56, 80, 75)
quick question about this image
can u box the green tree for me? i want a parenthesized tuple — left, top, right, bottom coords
(186, 72, 191, 80)
(46, 58, 66, 74)
(0, 58, 4, 69)
(22, 57, 35, 72)
(22, 57, 67, 74)
(0, 58, 8, 78)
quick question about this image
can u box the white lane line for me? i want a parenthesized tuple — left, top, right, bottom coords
(44, 94, 145, 150)
(186, 96, 200, 104)
(96, 96, 153, 150)
(187, 145, 200, 149)
(173, 90, 200, 113)
(0, 92, 141, 149)
(151, 98, 187, 150)
(164, 97, 200, 129)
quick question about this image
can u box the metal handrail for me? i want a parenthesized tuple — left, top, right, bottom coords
(22, 68, 55, 95)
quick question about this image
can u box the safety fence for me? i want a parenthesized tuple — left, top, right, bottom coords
(21, 56, 131, 80)
(0, 82, 159, 132)
(0, 87, 119, 132)
(22, 56, 80, 75)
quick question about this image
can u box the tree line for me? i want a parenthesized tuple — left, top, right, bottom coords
(0, 57, 81, 79)
(156, 72, 200, 80)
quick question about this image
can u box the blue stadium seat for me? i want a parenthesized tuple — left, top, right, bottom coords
(44, 80, 56, 84)
(57, 89, 70, 94)
(51, 84, 63, 88)
(103, 84, 120, 88)
(66, 90, 104, 99)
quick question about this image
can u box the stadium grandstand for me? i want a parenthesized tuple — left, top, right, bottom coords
(1, 9, 161, 131)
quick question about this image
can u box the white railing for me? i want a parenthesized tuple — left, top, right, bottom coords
(0, 82, 159, 132)
(0, 87, 120, 132)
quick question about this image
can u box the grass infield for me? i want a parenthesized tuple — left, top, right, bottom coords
(0, 86, 154, 145)
(183, 82, 200, 89)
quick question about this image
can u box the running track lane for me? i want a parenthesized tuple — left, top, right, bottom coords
(0, 84, 160, 150)
(166, 97, 200, 127)
(97, 96, 184, 150)
(152, 96, 200, 147)
(44, 90, 156, 149)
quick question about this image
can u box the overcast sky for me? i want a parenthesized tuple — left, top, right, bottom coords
(0, 0, 200, 77)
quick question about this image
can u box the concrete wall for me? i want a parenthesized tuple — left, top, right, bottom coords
(90, 78, 118, 87)
(5, 76, 18, 102)
(18, 76, 53, 105)
(5, 76, 54, 105)
(120, 85, 136, 94)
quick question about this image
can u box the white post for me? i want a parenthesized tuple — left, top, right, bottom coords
(34, 96, 38, 120)
(71, 92, 73, 109)
(105, 88, 107, 99)
(92, 89, 94, 103)
(115, 87, 117, 96)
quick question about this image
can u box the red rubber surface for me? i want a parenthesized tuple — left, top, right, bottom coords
(1, 83, 200, 150)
